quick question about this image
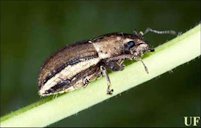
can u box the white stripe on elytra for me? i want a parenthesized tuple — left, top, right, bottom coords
(40, 77, 84, 96)
(39, 58, 100, 95)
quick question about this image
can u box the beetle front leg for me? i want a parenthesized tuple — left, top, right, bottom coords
(105, 60, 125, 71)
(106, 55, 149, 74)
(106, 54, 134, 62)
(100, 65, 113, 95)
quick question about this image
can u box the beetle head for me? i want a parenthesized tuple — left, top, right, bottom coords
(124, 37, 154, 59)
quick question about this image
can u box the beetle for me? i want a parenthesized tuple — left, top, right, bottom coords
(38, 28, 177, 96)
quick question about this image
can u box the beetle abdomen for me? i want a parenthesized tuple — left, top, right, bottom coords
(38, 41, 99, 92)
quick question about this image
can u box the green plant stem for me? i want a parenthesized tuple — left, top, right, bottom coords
(0, 24, 200, 127)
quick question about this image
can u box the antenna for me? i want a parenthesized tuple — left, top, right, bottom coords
(142, 27, 179, 36)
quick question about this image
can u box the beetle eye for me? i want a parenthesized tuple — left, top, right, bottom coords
(127, 41, 135, 48)
(124, 41, 136, 54)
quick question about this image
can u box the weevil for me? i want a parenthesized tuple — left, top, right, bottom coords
(38, 28, 177, 96)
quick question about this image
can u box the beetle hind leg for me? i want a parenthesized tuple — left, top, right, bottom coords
(82, 77, 90, 87)
(81, 67, 101, 88)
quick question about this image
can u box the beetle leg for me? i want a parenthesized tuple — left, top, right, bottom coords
(134, 58, 149, 74)
(106, 54, 133, 62)
(106, 55, 149, 74)
(82, 77, 90, 87)
(105, 60, 125, 71)
(100, 65, 113, 95)
(81, 67, 101, 88)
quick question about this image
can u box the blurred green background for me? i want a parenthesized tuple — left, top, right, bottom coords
(0, 0, 200, 127)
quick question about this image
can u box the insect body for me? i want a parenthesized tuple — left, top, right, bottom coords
(38, 29, 177, 96)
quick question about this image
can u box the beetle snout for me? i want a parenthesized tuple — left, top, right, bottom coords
(139, 43, 149, 53)
(133, 43, 150, 57)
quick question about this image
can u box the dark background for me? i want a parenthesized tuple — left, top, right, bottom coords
(0, 0, 200, 127)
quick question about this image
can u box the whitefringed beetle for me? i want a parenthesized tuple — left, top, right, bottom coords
(38, 28, 177, 96)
